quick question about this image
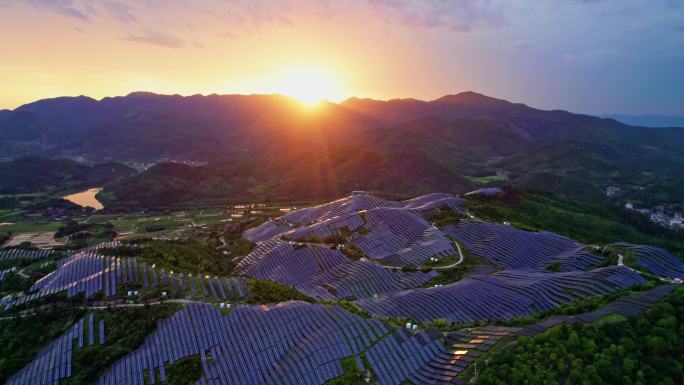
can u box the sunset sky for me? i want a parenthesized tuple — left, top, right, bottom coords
(0, 0, 682, 114)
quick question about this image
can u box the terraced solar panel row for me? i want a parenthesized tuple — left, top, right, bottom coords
(400, 192, 463, 217)
(243, 193, 462, 245)
(238, 241, 436, 300)
(516, 284, 678, 336)
(356, 266, 646, 324)
(6, 313, 104, 385)
(92, 302, 460, 385)
(4, 245, 250, 309)
(245, 194, 463, 267)
(351, 208, 457, 266)
(244, 194, 398, 243)
(444, 221, 604, 271)
(612, 243, 684, 279)
(282, 207, 458, 267)
(366, 330, 461, 385)
(0, 248, 56, 261)
(0, 267, 13, 281)
(283, 212, 366, 241)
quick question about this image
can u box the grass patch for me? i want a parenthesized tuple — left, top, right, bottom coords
(247, 279, 313, 304)
(468, 174, 508, 185)
(423, 241, 495, 286)
(164, 355, 203, 385)
(0, 272, 35, 296)
(102, 238, 239, 276)
(325, 356, 374, 385)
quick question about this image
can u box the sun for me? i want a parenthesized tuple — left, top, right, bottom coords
(274, 65, 347, 106)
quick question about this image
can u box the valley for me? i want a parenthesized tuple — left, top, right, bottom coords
(3, 1, 683, 383)
(1, 91, 682, 385)
(1, 186, 682, 385)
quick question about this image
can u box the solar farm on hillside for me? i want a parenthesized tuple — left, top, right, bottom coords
(3, 192, 684, 385)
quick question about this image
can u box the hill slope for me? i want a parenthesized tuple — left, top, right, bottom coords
(0, 157, 135, 194)
(2, 91, 684, 204)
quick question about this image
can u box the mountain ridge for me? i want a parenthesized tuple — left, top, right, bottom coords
(2, 91, 683, 205)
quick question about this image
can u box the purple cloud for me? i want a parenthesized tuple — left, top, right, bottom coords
(366, 0, 506, 31)
(101, 1, 136, 23)
(19, 0, 93, 21)
(122, 28, 185, 48)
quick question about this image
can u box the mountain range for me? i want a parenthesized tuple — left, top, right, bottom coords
(2, 91, 683, 206)
(604, 114, 684, 128)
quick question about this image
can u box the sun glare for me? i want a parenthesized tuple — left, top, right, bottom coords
(274, 65, 347, 106)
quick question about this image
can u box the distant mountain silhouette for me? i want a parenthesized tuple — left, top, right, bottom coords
(2, 91, 683, 204)
(603, 114, 684, 128)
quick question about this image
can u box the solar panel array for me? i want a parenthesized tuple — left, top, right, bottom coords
(93, 301, 462, 385)
(8, 194, 684, 385)
(244, 194, 463, 268)
(6, 313, 104, 385)
(243, 193, 463, 245)
(4, 244, 250, 309)
(351, 208, 457, 266)
(516, 284, 677, 336)
(612, 243, 684, 279)
(0, 267, 13, 281)
(366, 328, 463, 385)
(356, 266, 647, 323)
(0, 248, 56, 261)
(244, 194, 399, 243)
(445, 221, 604, 271)
(238, 241, 436, 300)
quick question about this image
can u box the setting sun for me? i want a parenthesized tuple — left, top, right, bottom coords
(273, 65, 348, 106)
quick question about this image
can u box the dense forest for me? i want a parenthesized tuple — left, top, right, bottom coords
(476, 287, 684, 385)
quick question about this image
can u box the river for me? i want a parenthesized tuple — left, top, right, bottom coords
(62, 187, 104, 210)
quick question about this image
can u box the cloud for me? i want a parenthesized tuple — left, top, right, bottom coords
(122, 28, 185, 48)
(218, 31, 238, 39)
(563, 49, 621, 64)
(101, 1, 136, 23)
(365, 0, 506, 31)
(508, 39, 531, 51)
(20, 0, 93, 21)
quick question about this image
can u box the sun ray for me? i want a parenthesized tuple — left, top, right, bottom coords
(273, 64, 347, 106)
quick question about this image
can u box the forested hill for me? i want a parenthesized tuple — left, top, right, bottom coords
(2, 91, 684, 203)
(0, 157, 135, 194)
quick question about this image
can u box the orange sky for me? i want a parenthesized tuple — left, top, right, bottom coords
(1, 0, 682, 114)
(0, 1, 457, 107)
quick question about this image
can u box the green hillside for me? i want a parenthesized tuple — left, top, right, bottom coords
(0, 157, 135, 194)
